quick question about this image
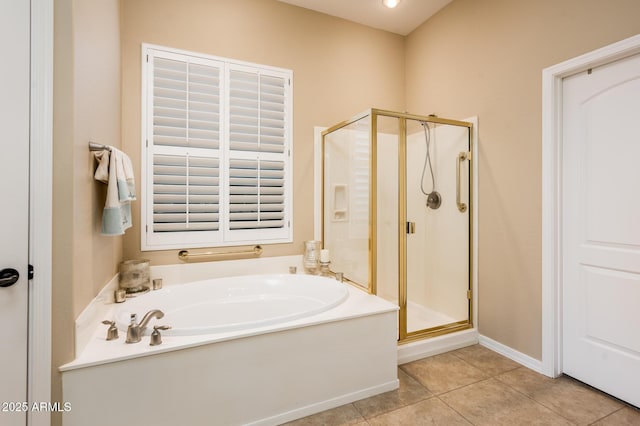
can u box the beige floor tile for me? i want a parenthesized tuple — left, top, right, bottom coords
(367, 398, 472, 426)
(283, 403, 365, 426)
(496, 366, 558, 396)
(592, 406, 640, 425)
(400, 352, 488, 394)
(528, 377, 624, 425)
(439, 378, 574, 426)
(452, 345, 521, 376)
(353, 368, 432, 419)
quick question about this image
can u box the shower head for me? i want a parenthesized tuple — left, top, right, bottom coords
(419, 120, 441, 210)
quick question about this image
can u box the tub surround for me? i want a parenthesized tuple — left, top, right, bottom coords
(61, 255, 399, 425)
(72, 254, 305, 357)
(62, 310, 398, 426)
(61, 277, 396, 371)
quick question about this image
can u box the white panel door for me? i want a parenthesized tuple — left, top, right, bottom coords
(562, 52, 640, 407)
(0, 0, 30, 424)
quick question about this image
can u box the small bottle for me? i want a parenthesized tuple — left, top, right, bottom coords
(303, 241, 321, 274)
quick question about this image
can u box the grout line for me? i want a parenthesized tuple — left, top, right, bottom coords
(349, 402, 368, 425)
(586, 406, 625, 426)
(490, 369, 589, 425)
(449, 345, 522, 376)
(293, 345, 634, 425)
(359, 396, 438, 424)
(495, 379, 579, 425)
(351, 368, 435, 421)
(400, 350, 493, 397)
(434, 394, 476, 425)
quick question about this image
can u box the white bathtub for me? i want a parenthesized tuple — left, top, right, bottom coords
(61, 261, 399, 426)
(114, 274, 349, 335)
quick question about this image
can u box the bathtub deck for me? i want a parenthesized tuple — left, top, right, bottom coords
(61, 285, 399, 426)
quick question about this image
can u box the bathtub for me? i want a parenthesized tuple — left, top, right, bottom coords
(114, 274, 349, 335)
(61, 260, 399, 426)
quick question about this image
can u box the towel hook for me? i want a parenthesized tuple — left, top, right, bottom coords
(89, 141, 111, 152)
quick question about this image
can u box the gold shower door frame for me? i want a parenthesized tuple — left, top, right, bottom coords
(321, 108, 474, 344)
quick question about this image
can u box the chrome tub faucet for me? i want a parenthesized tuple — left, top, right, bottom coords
(126, 309, 164, 343)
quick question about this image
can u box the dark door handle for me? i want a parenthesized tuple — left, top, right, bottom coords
(0, 268, 19, 288)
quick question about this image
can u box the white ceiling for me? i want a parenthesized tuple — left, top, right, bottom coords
(276, 0, 453, 36)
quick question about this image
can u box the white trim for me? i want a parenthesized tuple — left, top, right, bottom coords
(142, 42, 294, 76)
(247, 380, 399, 426)
(479, 334, 544, 374)
(141, 43, 294, 251)
(541, 34, 640, 378)
(398, 329, 478, 364)
(28, 0, 53, 424)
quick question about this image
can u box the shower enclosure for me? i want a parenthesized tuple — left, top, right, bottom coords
(322, 109, 473, 343)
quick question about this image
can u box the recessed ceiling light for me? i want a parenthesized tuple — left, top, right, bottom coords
(382, 0, 401, 9)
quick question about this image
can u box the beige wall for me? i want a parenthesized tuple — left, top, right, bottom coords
(53, 0, 403, 420)
(405, 0, 640, 358)
(52, 0, 121, 423)
(120, 0, 406, 264)
(52, 0, 640, 416)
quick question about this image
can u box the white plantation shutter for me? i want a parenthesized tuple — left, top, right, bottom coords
(228, 158, 286, 230)
(152, 153, 220, 232)
(142, 45, 292, 250)
(152, 57, 222, 149)
(228, 69, 287, 154)
(226, 66, 289, 241)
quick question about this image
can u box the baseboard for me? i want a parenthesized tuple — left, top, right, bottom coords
(248, 379, 400, 426)
(478, 334, 544, 374)
(398, 328, 478, 365)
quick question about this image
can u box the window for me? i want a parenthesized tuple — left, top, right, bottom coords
(141, 44, 293, 250)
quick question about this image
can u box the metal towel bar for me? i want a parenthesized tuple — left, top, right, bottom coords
(178, 245, 263, 261)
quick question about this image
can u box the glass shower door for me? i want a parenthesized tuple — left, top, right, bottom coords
(402, 119, 471, 339)
(323, 114, 371, 291)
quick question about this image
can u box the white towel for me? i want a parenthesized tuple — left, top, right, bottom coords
(93, 147, 136, 236)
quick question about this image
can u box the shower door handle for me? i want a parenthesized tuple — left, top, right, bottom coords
(456, 152, 469, 213)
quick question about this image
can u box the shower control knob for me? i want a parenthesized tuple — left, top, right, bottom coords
(426, 192, 442, 210)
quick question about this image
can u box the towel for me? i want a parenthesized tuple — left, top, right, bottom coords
(93, 147, 136, 236)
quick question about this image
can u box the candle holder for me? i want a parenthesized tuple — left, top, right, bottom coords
(303, 240, 321, 274)
(319, 261, 331, 277)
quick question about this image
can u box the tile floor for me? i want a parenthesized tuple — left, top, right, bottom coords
(285, 345, 640, 425)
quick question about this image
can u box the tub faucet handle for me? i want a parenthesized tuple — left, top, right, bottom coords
(150, 325, 171, 346)
(126, 313, 141, 343)
(101, 320, 118, 341)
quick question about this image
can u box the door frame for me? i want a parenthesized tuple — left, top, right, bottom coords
(28, 0, 53, 424)
(541, 33, 640, 378)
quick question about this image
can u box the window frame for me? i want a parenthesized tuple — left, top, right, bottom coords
(140, 43, 293, 251)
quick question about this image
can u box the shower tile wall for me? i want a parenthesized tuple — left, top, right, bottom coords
(405, 123, 470, 330)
